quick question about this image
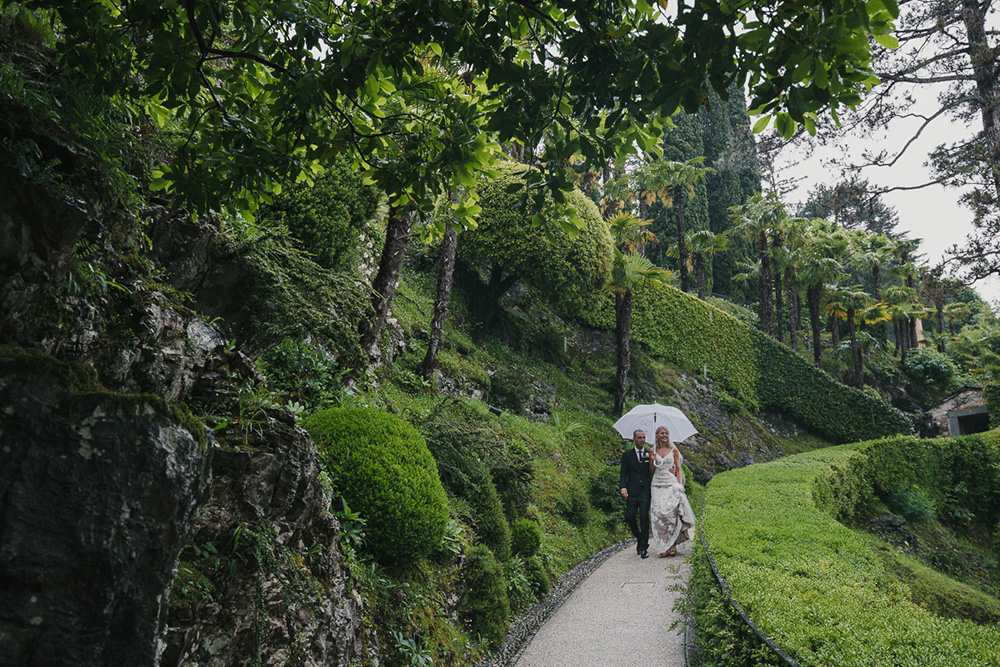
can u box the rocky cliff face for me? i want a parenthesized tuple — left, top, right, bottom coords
(0, 119, 364, 665)
(0, 349, 212, 666)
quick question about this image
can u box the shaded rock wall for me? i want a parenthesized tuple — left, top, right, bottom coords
(162, 409, 362, 667)
(0, 349, 212, 666)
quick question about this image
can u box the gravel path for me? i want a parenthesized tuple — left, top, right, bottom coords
(478, 541, 697, 667)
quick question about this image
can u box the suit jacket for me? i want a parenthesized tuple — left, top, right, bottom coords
(619, 447, 652, 501)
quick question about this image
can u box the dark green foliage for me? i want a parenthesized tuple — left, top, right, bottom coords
(459, 545, 510, 649)
(422, 400, 533, 521)
(588, 465, 623, 516)
(460, 162, 614, 319)
(985, 382, 1000, 428)
(887, 485, 935, 523)
(421, 407, 515, 561)
(525, 555, 550, 598)
(302, 407, 449, 564)
(258, 156, 379, 272)
(902, 348, 956, 389)
(510, 519, 542, 558)
(237, 234, 367, 362)
(257, 337, 347, 407)
(556, 480, 591, 527)
(581, 281, 911, 443)
(489, 368, 531, 414)
(860, 434, 1000, 528)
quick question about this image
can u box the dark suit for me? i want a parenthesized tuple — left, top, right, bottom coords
(619, 447, 652, 554)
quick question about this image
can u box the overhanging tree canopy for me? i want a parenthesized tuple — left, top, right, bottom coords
(22, 0, 896, 219)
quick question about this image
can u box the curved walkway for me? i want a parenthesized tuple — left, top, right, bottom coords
(513, 542, 693, 667)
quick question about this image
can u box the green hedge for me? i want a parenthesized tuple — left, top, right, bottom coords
(699, 433, 1000, 667)
(582, 281, 911, 443)
(302, 407, 449, 564)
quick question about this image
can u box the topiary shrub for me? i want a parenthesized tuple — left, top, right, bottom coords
(525, 555, 550, 598)
(302, 407, 449, 564)
(459, 545, 510, 649)
(510, 518, 542, 558)
(258, 155, 379, 272)
(588, 465, 622, 516)
(556, 480, 591, 527)
(459, 162, 614, 328)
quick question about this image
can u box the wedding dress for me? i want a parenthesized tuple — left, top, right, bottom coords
(650, 449, 695, 555)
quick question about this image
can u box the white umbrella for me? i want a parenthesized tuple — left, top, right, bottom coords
(612, 403, 697, 443)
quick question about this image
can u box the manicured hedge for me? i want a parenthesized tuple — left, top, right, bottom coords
(698, 433, 1000, 667)
(302, 407, 450, 564)
(582, 281, 911, 443)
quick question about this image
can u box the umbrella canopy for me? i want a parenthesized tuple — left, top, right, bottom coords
(612, 403, 697, 443)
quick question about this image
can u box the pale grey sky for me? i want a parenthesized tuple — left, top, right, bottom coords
(769, 95, 1000, 308)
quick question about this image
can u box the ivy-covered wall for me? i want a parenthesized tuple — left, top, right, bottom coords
(583, 281, 911, 442)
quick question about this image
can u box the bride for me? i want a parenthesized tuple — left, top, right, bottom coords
(648, 425, 695, 557)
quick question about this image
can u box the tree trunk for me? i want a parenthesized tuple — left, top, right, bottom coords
(473, 262, 519, 343)
(675, 187, 688, 292)
(773, 266, 784, 343)
(909, 316, 918, 349)
(848, 306, 862, 387)
(360, 207, 415, 358)
(696, 255, 707, 300)
(872, 264, 882, 301)
(961, 0, 1000, 197)
(936, 300, 946, 353)
(420, 222, 458, 380)
(808, 283, 822, 366)
(614, 290, 633, 416)
(830, 315, 840, 347)
(757, 231, 774, 337)
(786, 268, 798, 351)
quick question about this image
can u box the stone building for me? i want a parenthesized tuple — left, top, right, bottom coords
(927, 387, 990, 437)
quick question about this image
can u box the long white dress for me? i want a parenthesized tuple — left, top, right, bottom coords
(650, 448, 696, 554)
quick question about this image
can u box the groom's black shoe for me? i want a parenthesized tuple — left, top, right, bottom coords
(640, 550, 649, 558)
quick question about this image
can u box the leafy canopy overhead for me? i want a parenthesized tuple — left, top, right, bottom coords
(21, 0, 895, 221)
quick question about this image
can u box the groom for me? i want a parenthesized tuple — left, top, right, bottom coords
(619, 429, 652, 558)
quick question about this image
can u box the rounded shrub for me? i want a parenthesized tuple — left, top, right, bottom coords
(525, 555, 550, 598)
(302, 407, 449, 564)
(460, 162, 614, 319)
(259, 155, 379, 272)
(459, 545, 510, 649)
(556, 480, 591, 527)
(510, 518, 542, 558)
(589, 465, 623, 516)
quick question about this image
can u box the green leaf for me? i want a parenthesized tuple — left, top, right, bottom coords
(874, 33, 899, 49)
(752, 115, 771, 133)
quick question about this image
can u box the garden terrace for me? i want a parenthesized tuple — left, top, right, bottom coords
(696, 433, 1000, 666)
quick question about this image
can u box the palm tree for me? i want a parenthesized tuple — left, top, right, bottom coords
(797, 223, 846, 366)
(945, 302, 973, 335)
(608, 213, 671, 414)
(825, 284, 870, 387)
(731, 193, 786, 337)
(668, 230, 729, 300)
(644, 157, 712, 293)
